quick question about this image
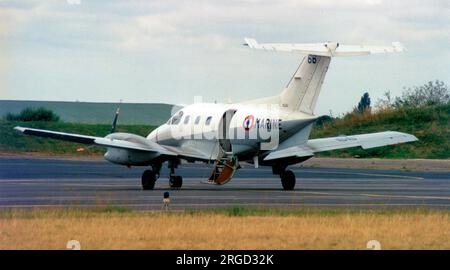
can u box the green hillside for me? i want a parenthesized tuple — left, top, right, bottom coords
(311, 104, 449, 159)
(0, 121, 155, 155)
(0, 100, 174, 125)
(1, 104, 447, 158)
(0, 103, 448, 159)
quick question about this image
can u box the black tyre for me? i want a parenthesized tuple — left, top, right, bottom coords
(141, 170, 156, 190)
(281, 170, 296, 190)
(169, 175, 183, 188)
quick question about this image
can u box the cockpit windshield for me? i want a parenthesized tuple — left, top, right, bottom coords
(169, 111, 183, 125)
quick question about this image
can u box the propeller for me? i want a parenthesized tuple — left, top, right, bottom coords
(77, 105, 121, 153)
(111, 107, 120, 133)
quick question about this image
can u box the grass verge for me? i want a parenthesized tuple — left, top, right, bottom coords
(311, 104, 449, 159)
(0, 207, 448, 250)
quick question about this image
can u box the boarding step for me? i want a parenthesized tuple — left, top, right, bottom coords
(207, 155, 239, 185)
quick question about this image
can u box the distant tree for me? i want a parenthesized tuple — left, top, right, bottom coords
(375, 91, 393, 110)
(357, 92, 371, 113)
(315, 115, 334, 126)
(394, 80, 449, 108)
(5, 107, 60, 122)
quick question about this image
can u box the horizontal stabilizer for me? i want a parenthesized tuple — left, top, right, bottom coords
(244, 38, 406, 57)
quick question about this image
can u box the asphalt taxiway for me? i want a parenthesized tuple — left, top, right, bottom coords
(0, 156, 449, 210)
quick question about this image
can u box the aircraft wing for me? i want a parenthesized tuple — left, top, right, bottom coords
(244, 38, 405, 57)
(14, 126, 175, 155)
(264, 131, 418, 161)
(14, 126, 213, 161)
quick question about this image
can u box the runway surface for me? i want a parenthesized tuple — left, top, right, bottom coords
(0, 156, 449, 210)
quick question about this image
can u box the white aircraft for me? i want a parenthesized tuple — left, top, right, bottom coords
(15, 38, 417, 190)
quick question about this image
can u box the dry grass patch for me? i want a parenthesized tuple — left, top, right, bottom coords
(0, 208, 449, 250)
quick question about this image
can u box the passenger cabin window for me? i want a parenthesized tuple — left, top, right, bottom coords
(194, 116, 201, 125)
(205, 116, 212, 126)
(170, 111, 183, 125)
(183, 115, 190, 124)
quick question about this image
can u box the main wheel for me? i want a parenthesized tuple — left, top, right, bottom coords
(169, 175, 183, 188)
(141, 170, 156, 190)
(281, 170, 296, 190)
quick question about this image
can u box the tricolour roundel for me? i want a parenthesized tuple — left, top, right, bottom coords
(243, 115, 255, 131)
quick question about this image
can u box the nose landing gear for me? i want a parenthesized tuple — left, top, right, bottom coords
(168, 159, 183, 189)
(141, 160, 183, 190)
(169, 175, 183, 188)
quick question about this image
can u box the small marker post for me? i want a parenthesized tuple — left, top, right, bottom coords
(162, 192, 170, 211)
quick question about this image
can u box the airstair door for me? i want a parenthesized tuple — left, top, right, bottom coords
(207, 109, 238, 185)
(218, 109, 236, 153)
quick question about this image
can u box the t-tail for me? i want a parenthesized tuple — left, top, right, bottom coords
(244, 38, 405, 115)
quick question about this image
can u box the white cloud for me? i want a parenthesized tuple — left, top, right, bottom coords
(0, 0, 449, 114)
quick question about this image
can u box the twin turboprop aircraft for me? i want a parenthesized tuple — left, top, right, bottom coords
(15, 38, 418, 190)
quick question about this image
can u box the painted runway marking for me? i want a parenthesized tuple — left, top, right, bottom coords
(296, 169, 424, 180)
(286, 191, 450, 201)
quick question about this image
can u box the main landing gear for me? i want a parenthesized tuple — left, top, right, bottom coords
(141, 169, 157, 190)
(280, 170, 296, 190)
(273, 165, 296, 190)
(141, 162, 161, 190)
(141, 160, 183, 190)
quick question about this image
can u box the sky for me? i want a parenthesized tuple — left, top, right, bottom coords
(0, 0, 449, 115)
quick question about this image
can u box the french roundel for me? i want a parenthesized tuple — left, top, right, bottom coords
(243, 115, 255, 131)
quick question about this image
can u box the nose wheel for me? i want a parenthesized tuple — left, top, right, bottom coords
(168, 159, 183, 189)
(169, 175, 183, 188)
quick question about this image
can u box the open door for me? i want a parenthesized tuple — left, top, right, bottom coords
(218, 109, 236, 153)
(208, 109, 238, 185)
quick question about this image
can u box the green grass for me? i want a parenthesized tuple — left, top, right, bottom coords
(311, 104, 450, 159)
(0, 120, 155, 155)
(196, 206, 445, 217)
(1, 206, 445, 219)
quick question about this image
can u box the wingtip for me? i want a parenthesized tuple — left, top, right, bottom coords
(243, 37, 258, 48)
(389, 131, 418, 142)
(392, 41, 407, 52)
(14, 126, 25, 133)
(402, 132, 418, 142)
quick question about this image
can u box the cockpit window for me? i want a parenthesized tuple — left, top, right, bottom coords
(183, 115, 190, 124)
(170, 111, 183, 125)
(205, 116, 212, 126)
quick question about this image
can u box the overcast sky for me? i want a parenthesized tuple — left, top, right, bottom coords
(1, 0, 449, 115)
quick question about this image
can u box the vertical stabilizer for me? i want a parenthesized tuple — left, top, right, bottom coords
(280, 55, 330, 114)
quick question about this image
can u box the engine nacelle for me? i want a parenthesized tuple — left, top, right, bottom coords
(103, 132, 161, 166)
(104, 147, 158, 166)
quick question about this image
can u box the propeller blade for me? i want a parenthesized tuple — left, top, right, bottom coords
(111, 107, 120, 133)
